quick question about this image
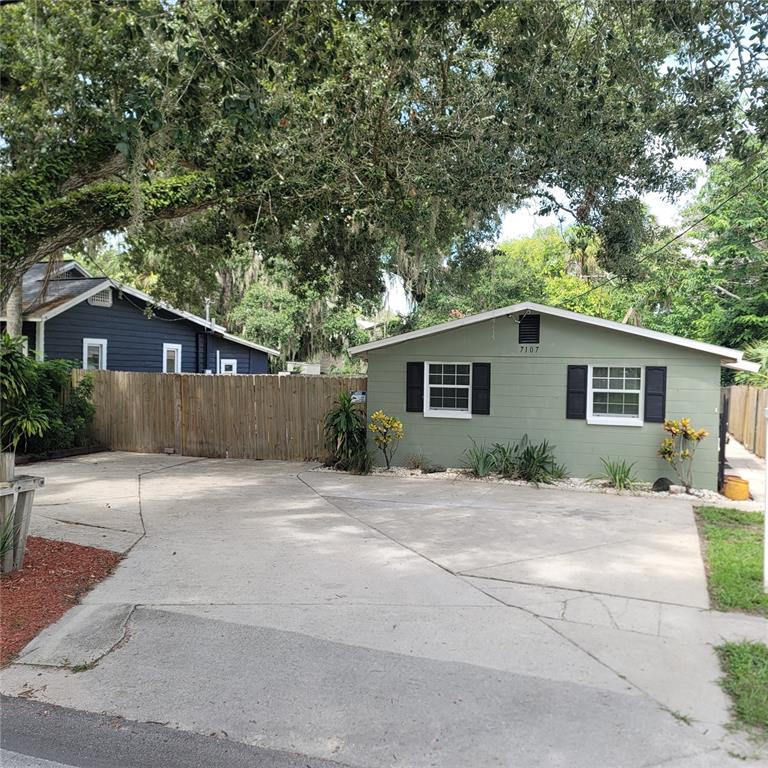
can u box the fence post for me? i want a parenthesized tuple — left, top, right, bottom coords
(174, 374, 183, 455)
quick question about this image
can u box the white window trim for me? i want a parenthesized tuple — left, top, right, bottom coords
(219, 358, 237, 374)
(82, 338, 107, 370)
(423, 361, 472, 419)
(162, 343, 183, 373)
(586, 364, 644, 427)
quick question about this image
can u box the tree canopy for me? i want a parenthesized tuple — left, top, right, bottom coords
(3, 0, 767, 302)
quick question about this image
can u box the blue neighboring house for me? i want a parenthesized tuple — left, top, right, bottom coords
(2, 261, 278, 373)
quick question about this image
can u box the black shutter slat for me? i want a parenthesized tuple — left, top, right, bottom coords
(406, 362, 424, 412)
(518, 314, 540, 344)
(471, 362, 491, 415)
(566, 365, 588, 419)
(644, 366, 667, 423)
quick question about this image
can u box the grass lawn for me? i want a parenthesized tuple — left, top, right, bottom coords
(717, 641, 768, 740)
(696, 506, 768, 739)
(695, 506, 767, 617)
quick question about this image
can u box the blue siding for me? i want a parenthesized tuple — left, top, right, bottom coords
(43, 288, 267, 373)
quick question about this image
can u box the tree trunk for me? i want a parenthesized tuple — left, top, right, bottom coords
(5, 282, 23, 338)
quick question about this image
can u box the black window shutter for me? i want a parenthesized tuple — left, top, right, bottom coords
(644, 366, 667, 423)
(566, 365, 588, 419)
(406, 362, 424, 412)
(518, 314, 540, 344)
(471, 362, 491, 414)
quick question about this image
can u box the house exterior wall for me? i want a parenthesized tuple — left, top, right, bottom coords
(43, 288, 267, 374)
(365, 313, 722, 489)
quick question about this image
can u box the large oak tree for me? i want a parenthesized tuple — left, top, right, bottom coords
(2, 0, 766, 316)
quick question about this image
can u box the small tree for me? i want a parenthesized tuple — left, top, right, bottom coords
(368, 411, 404, 469)
(658, 418, 708, 492)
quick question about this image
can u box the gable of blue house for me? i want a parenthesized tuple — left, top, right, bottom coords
(3, 263, 276, 374)
(42, 287, 270, 374)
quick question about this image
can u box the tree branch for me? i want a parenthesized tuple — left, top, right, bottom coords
(1, 173, 220, 299)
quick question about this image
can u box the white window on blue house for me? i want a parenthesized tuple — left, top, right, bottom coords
(423, 362, 472, 419)
(587, 365, 643, 426)
(219, 358, 237, 374)
(82, 338, 107, 370)
(162, 343, 182, 373)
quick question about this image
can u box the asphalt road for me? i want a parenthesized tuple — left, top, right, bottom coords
(0, 696, 352, 768)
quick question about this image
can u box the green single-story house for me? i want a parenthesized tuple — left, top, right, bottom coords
(349, 303, 759, 489)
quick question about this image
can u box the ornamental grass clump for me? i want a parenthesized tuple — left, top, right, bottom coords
(368, 411, 404, 469)
(589, 458, 640, 491)
(658, 418, 708, 492)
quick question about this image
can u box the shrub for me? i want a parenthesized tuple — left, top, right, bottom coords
(658, 417, 708, 492)
(22, 362, 96, 453)
(407, 453, 427, 470)
(491, 441, 519, 476)
(1, 334, 49, 452)
(515, 438, 567, 484)
(463, 440, 497, 477)
(368, 411, 404, 469)
(590, 458, 640, 491)
(324, 392, 370, 473)
(489, 435, 566, 484)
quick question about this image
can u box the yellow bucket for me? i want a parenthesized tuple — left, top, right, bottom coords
(722, 475, 750, 501)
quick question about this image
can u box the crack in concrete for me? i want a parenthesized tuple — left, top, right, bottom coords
(455, 535, 643, 573)
(463, 572, 708, 610)
(14, 605, 138, 672)
(296, 473, 748, 750)
(35, 515, 140, 534)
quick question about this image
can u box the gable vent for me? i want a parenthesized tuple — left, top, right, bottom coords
(87, 289, 113, 308)
(518, 314, 540, 344)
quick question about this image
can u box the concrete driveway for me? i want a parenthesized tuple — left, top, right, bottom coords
(3, 453, 766, 767)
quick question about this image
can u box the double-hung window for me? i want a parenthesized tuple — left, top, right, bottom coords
(587, 365, 643, 426)
(162, 343, 182, 373)
(82, 338, 107, 370)
(424, 362, 472, 419)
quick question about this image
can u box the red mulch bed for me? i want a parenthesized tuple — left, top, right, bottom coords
(1, 536, 122, 665)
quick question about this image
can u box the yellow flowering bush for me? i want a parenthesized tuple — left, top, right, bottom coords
(658, 418, 708, 492)
(368, 411, 404, 469)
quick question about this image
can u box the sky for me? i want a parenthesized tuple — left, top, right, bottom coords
(385, 157, 707, 315)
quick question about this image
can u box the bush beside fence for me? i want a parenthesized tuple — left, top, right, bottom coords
(71, 370, 367, 461)
(726, 385, 767, 458)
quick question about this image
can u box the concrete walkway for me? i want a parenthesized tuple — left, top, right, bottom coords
(2, 453, 766, 767)
(726, 436, 766, 506)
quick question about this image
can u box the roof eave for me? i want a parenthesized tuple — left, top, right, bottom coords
(348, 301, 749, 364)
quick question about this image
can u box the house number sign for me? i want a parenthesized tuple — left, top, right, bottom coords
(519, 345, 539, 353)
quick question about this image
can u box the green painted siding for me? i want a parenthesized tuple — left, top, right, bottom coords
(365, 314, 722, 489)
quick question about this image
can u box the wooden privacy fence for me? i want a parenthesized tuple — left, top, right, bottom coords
(726, 385, 767, 458)
(72, 370, 367, 461)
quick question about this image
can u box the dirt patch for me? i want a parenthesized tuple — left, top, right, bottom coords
(1, 536, 122, 665)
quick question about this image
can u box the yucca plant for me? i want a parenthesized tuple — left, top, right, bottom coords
(463, 440, 497, 477)
(323, 392, 370, 473)
(589, 458, 640, 491)
(491, 441, 519, 477)
(515, 438, 567, 484)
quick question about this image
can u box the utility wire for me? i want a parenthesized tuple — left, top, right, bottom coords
(562, 160, 768, 309)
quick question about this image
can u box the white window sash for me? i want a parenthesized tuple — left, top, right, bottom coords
(82, 338, 107, 370)
(162, 343, 183, 373)
(423, 361, 472, 419)
(219, 358, 237, 374)
(586, 364, 643, 427)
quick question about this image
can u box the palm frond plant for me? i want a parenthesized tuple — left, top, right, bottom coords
(324, 392, 370, 473)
